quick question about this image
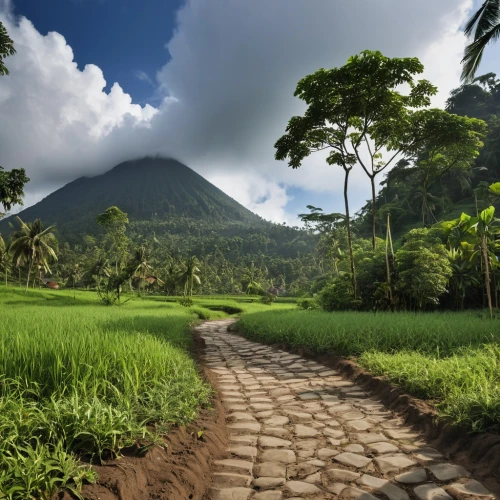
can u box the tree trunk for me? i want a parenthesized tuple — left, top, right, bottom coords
(482, 236, 493, 319)
(385, 214, 393, 308)
(371, 176, 377, 249)
(343, 167, 357, 298)
(25, 259, 33, 294)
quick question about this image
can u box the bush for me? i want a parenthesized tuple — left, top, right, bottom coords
(317, 274, 361, 311)
(297, 298, 319, 310)
(260, 293, 276, 305)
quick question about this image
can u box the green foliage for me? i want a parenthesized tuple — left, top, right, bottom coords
(0, 21, 15, 76)
(317, 274, 361, 312)
(396, 228, 453, 309)
(0, 166, 29, 218)
(296, 298, 319, 310)
(462, 0, 500, 81)
(0, 288, 222, 497)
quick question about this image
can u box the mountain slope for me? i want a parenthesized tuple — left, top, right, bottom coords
(0, 157, 264, 238)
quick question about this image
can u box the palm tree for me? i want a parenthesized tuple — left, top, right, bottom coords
(462, 0, 500, 81)
(9, 217, 57, 293)
(66, 263, 83, 299)
(132, 245, 153, 295)
(177, 256, 201, 302)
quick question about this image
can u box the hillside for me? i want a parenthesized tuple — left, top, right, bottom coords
(0, 157, 265, 239)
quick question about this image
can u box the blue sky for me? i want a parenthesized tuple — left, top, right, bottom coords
(1, 0, 498, 224)
(12, 0, 183, 105)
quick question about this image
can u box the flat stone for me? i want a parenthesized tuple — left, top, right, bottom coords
(317, 448, 340, 460)
(342, 487, 379, 499)
(213, 473, 252, 488)
(229, 435, 258, 446)
(227, 412, 257, 422)
(355, 433, 388, 444)
(227, 446, 257, 458)
(228, 422, 261, 434)
(250, 403, 274, 411)
(414, 484, 453, 500)
(262, 427, 290, 438)
(413, 447, 444, 462)
(269, 387, 291, 397)
(295, 439, 318, 451)
(375, 454, 416, 474)
(385, 429, 419, 440)
(305, 459, 326, 467)
(252, 477, 286, 489)
(214, 459, 253, 474)
(304, 472, 321, 484)
(367, 442, 400, 455)
(359, 474, 388, 488)
(344, 444, 365, 454)
(253, 462, 287, 478)
(284, 481, 322, 495)
(209, 487, 253, 500)
(249, 397, 273, 403)
(334, 453, 372, 468)
(343, 412, 366, 421)
(448, 480, 493, 497)
(287, 462, 323, 480)
(346, 420, 373, 431)
(298, 392, 320, 400)
(262, 415, 289, 426)
(378, 483, 411, 500)
(260, 449, 296, 464)
(252, 492, 282, 500)
(258, 436, 292, 448)
(327, 483, 348, 495)
(395, 468, 428, 484)
(287, 411, 313, 422)
(255, 410, 275, 418)
(323, 427, 345, 438)
(427, 463, 469, 481)
(294, 424, 319, 437)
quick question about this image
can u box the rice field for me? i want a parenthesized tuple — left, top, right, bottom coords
(0, 288, 295, 499)
(237, 309, 500, 434)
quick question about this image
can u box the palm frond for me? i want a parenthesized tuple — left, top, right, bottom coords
(464, 0, 500, 37)
(462, 24, 500, 82)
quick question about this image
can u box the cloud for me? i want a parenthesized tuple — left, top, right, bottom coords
(0, 0, 474, 223)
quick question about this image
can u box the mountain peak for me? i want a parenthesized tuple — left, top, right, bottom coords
(0, 157, 263, 240)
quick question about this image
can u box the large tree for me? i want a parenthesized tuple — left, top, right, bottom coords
(96, 206, 130, 272)
(462, 0, 500, 82)
(275, 50, 436, 295)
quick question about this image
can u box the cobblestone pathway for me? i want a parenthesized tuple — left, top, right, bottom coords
(197, 319, 496, 500)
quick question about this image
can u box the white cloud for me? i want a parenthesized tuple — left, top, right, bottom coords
(0, 0, 474, 223)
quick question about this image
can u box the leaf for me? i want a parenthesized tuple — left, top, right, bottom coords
(197, 430, 204, 439)
(480, 206, 495, 225)
(489, 182, 500, 197)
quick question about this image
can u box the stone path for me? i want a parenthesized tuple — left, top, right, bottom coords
(197, 319, 496, 500)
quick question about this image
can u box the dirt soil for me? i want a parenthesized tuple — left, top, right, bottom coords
(56, 331, 227, 500)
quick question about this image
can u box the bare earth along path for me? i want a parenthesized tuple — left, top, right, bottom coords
(196, 319, 497, 500)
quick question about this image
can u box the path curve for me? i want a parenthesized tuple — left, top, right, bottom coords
(197, 319, 496, 500)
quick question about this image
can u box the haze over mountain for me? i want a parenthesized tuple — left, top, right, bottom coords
(0, 158, 265, 238)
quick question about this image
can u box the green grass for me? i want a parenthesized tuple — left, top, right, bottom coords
(237, 309, 500, 434)
(0, 287, 295, 498)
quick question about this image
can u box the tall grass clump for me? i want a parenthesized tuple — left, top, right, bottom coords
(0, 289, 212, 499)
(237, 309, 500, 434)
